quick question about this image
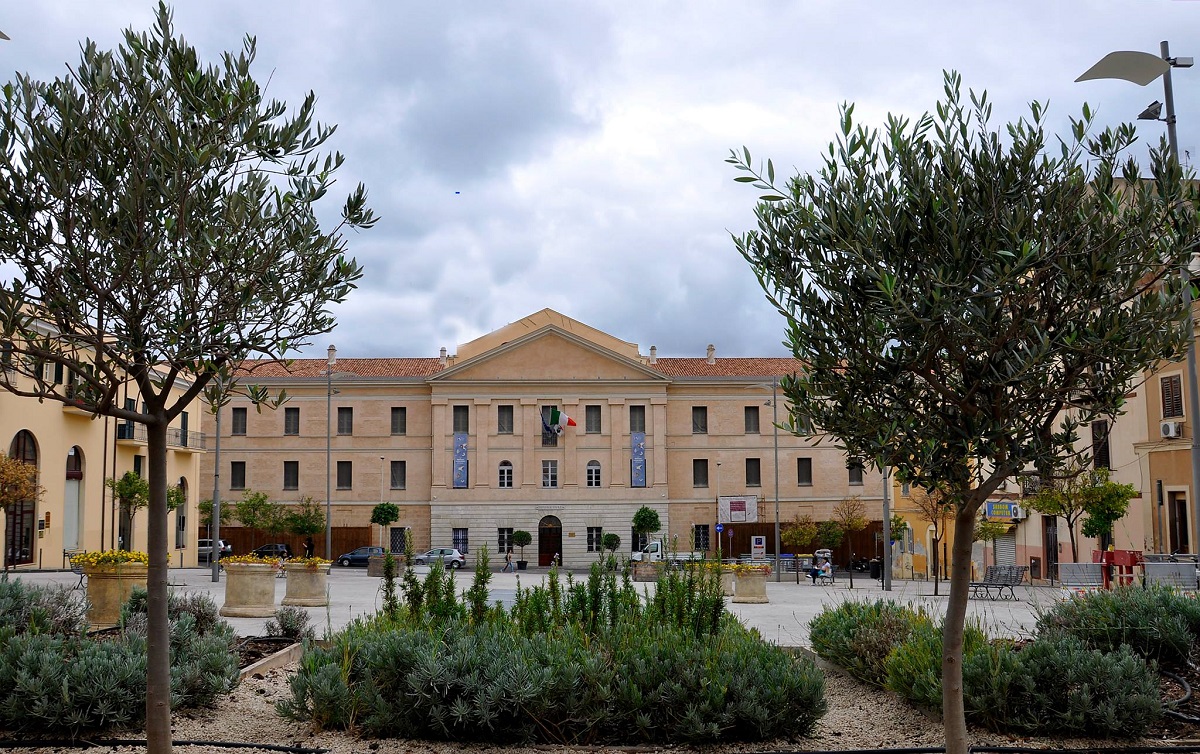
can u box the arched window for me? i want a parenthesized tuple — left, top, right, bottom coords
(6, 431, 39, 566)
(586, 460, 601, 488)
(498, 461, 513, 489)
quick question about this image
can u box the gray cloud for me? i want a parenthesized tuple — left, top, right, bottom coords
(3, 2, 1200, 362)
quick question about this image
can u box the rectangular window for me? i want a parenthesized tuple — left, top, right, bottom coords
(541, 405, 558, 447)
(745, 406, 760, 434)
(629, 405, 646, 433)
(497, 405, 514, 434)
(692, 406, 708, 434)
(901, 482, 911, 497)
(133, 454, 144, 478)
(693, 524, 711, 552)
(848, 459, 864, 486)
(452, 528, 469, 554)
(586, 461, 601, 488)
(391, 407, 407, 435)
(390, 460, 406, 490)
(453, 405, 469, 433)
(231, 407, 247, 436)
(585, 405, 602, 434)
(1163, 374, 1184, 418)
(587, 526, 603, 552)
(284, 407, 299, 436)
(497, 527, 514, 553)
(230, 461, 246, 490)
(797, 458, 813, 486)
(693, 458, 709, 488)
(283, 461, 299, 490)
(1092, 420, 1111, 470)
(498, 462, 513, 488)
(542, 460, 558, 488)
(336, 460, 352, 490)
(337, 407, 353, 435)
(746, 457, 762, 487)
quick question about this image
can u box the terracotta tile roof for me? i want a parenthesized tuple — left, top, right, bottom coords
(650, 357, 803, 378)
(235, 358, 445, 379)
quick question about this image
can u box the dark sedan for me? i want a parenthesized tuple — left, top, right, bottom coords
(337, 546, 383, 567)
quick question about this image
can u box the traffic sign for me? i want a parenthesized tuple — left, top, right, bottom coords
(715, 523, 724, 533)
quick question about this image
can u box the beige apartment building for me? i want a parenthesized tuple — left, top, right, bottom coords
(1, 349, 206, 570)
(204, 310, 886, 566)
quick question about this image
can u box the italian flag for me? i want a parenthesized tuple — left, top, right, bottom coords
(549, 408, 576, 435)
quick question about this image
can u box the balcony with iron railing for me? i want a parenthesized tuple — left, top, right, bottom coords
(115, 422, 206, 451)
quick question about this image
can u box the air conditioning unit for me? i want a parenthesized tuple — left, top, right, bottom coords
(1011, 505, 1026, 521)
(1162, 420, 1185, 439)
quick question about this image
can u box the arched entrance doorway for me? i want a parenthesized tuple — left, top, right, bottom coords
(6, 430, 39, 568)
(63, 447, 84, 551)
(538, 515, 562, 567)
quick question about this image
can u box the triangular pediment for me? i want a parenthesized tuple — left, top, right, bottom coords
(434, 327, 666, 383)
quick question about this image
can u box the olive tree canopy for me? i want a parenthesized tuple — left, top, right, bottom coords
(729, 71, 1199, 754)
(0, 5, 375, 751)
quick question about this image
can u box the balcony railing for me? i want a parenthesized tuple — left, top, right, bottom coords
(168, 427, 206, 451)
(115, 422, 146, 443)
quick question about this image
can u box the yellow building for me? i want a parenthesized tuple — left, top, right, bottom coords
(204, 309, 886, 566)
(0, 349, 206, 569)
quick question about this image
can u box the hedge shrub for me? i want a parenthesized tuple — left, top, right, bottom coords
(809, 599, 931, 687)
(280, 561, 825, 744)
(1035, 584, 1200, 665)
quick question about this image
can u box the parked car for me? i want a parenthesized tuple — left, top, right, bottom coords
(336, 546, 384, 567)
(414, 547, 466, 569)
(250, 543, 294, 560)
(197, 539, 231, 564)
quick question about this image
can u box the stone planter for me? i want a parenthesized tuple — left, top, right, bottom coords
(632, 562, 661, 582)
(282, 562, 330, 607)
(720, 570, 735, 596)
(219, 562, 278, 617)
(732, 570, 769, 603)
(85, 562, 148, 629)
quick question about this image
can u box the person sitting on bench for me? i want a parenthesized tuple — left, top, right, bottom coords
(811, 558, 830, 584)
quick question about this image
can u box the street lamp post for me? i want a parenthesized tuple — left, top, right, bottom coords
(1077, 42, 1200, 554)
(325, 344, 336, 559)
(715, 461, 723, 559)
(209, 391, 222, 583)
(771, 378, 781, 582)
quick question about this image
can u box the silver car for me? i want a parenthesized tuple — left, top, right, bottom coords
(414, 547, 466, 569)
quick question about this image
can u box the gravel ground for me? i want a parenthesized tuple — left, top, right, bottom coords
(0, 661, 1151, 754)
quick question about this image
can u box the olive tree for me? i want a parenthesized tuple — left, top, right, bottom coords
(729, 71, 1199, 753)
(0, 5, 375, 751)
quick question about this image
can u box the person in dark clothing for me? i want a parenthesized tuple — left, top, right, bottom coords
(303, 536, 314, 558)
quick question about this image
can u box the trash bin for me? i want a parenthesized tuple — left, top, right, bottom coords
(869, 558, 882, 580)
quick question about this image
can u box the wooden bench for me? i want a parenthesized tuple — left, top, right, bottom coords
(968, 565, 1027, 600)
(1144, 562, 1199, 591)
(1059, 562, 1105, 598)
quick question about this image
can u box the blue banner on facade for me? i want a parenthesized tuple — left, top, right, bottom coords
(631, 431, 646, 488)
(452, 432, 468, 488)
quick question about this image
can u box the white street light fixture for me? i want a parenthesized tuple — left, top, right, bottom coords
(1078, 41, 1200, 555)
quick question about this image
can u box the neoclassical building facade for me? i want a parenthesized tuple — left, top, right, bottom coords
(204, 309, 887, 566)
(1, 356, 205, 570)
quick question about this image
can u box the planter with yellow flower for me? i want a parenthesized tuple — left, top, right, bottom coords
(219, 555, 280, 617)
(731, 563, 771, 604)
(282, 557, 331, 607)
(72, 550, 149, 629)
(719, 564, 737, 596)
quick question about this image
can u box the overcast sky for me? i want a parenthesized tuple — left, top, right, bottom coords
(3, 2, 1199, 361)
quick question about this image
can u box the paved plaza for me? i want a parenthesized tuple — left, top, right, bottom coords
(10, 566, 1059, 646)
